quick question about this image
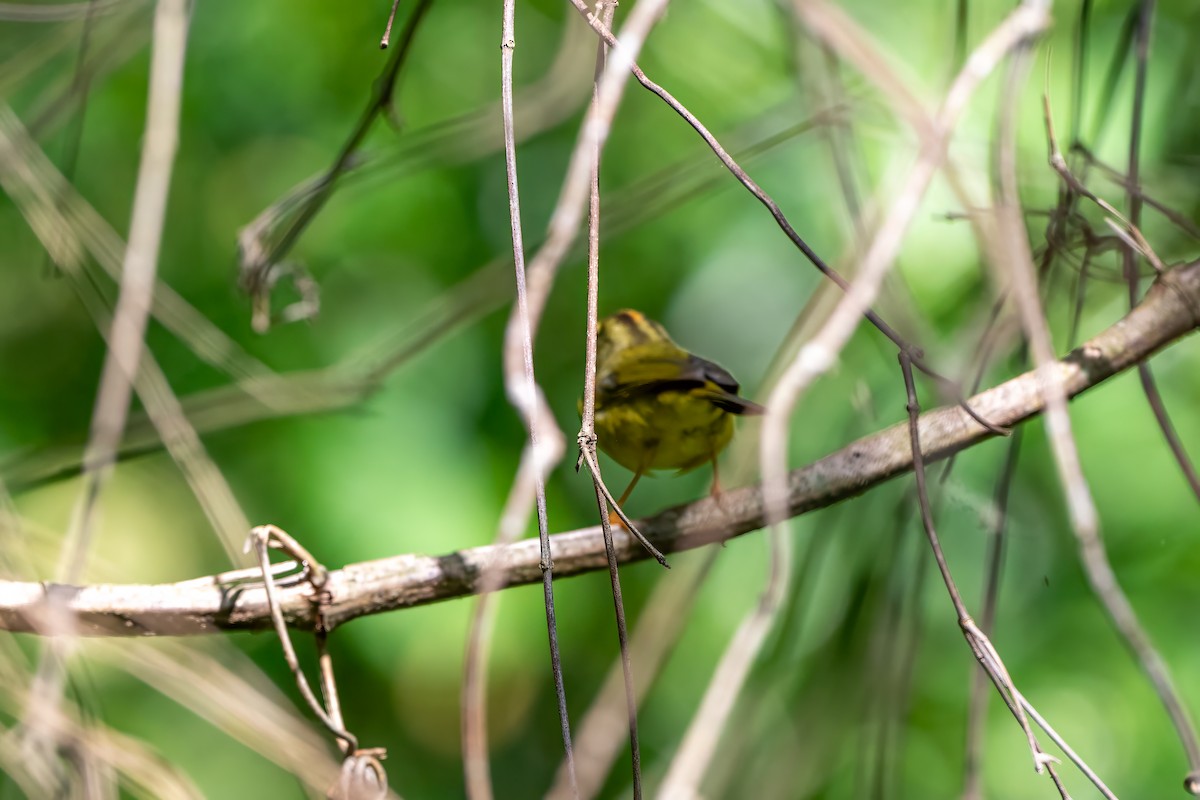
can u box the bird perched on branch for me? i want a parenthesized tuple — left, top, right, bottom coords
(588, 309, 764, 516)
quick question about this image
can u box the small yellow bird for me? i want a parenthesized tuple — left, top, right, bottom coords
(588, 309, 764, 515)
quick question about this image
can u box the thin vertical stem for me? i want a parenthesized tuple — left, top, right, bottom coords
(900, 352, 1061, 791)
(499, 0, 576, 792)
(20, 2, 192, 790)
(59, 0, 190, 583)
(575, 1, 642, 795)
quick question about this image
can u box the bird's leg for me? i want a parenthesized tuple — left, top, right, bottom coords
(609, 442, 659, 529)
(711, 455, 735, 520)
(609, 466, 645, 528)
(617, 469, 644, 506)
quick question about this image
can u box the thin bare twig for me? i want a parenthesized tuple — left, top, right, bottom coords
(573, 1, 646, 796)
(660, 5, 1044, 791)
(240, 15, 598, 301)
(316, 632, 346, 754)
(16, 0, 190, 790)
(238, 0, 434, 332)
(1019, 695, 1119, 799)
(961, 432, 1023, 800)
(58, 0, 188, 584)
(571, 0, 1005, 436)
(248, 525, 396, 799)
(901, 352, 1064, 790)
(576, 454, 668, 566)
(497, 0, 575, 791)
(496, 0, 676, 791)
(1043, 96, 1166, 275)
(580, 465, 644, 795)
(507, 0, 672, 382)
(244, 525, 391, 800)
(1070, 145, 1200, 241)
(379, 0, 402, 48)
(246, 526, 356, 752)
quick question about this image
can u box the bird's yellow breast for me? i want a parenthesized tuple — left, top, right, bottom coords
(593, 389, 735, 474)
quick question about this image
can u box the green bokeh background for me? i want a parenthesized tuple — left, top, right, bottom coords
(2, 0, 1199, 797)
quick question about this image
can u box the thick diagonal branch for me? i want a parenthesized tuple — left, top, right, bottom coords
(1, 260, 1196, 639)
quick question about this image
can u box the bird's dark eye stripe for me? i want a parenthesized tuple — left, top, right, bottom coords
(614, 310, 652, 343)
(616, 310, 643, 328)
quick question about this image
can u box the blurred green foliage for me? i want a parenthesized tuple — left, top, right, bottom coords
(2, 0, 1200, 797)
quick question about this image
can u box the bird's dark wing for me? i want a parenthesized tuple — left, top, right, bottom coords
(685, 355, 765, 415)
(600, 353, 765, 416)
